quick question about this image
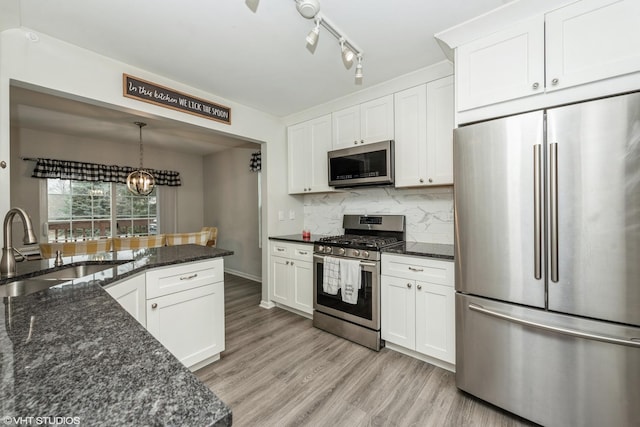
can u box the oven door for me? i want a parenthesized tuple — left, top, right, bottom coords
(313, 254, 380, 330)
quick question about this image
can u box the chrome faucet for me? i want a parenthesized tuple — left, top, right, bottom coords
(1, 207, 38, 278)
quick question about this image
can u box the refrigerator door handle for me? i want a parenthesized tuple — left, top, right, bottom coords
(468, 303, 640, 348)
(549, 142, 559, 282)
(533, 144, 542, 280)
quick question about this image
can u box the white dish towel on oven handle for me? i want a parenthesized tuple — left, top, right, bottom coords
(323, 256, 340, 295)
(339, 258, 361, 304)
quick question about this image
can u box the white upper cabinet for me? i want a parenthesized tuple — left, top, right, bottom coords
(288, 114, 333, 194)
(455, 0, 640, 114)
(394, 85, 427, 187)
(332, 95, 394, 148)
(394, 76, 454, 187)
(425, 76, 455, 186)
(456, 15, 545, 111)
(545, 0, 640, 92)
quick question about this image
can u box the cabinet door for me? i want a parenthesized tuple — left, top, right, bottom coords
(106, 274, 146, 327)
(360, 95, 394, 144)
(545, 0, 640, 92)
(288, 122, 310, 194)
(291, 260, 313, 314)
(332, 105, 360, 148)
(394, 84, 427, 187)
(146, 282, 225, 369)
(271, 256, 291, 304)
(381, 275, 415, 349)
(456, 15, 545, 111)
(415, 281, 455, 364)
(425, 76, 454, 185)
(307, 115, 332, 193)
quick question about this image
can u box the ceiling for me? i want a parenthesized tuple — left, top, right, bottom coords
(7, 0, 509, 154)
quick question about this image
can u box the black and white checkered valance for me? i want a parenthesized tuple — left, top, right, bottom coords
(31, 158, 182, 186)
(249, 151, 261, 172)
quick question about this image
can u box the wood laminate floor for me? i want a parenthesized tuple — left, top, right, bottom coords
(195, 274, 537, 427)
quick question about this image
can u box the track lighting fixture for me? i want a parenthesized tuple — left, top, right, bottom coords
(296, 0, 320, 19)
(355, 54, 363, 79)
(306, 18, 321, 46)
(295, 0, 364, 80)
(340, 38, 355, 63)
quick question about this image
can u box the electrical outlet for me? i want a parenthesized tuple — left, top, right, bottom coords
(278, 211, 284, 221)
(289, 210, 296, 220)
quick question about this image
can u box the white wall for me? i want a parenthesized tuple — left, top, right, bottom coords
(10, 126, 205, 240)
(203, 147, 262, 281)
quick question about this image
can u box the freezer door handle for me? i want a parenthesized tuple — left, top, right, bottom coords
(468, 303, 640, 348)
(533, 144, 542, 280)
(549, 142, 559, 282)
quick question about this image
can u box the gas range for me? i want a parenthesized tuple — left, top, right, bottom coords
(313, 214, 406, 261)
(314, 235, 402, 260)
(312, 214, 406, 351)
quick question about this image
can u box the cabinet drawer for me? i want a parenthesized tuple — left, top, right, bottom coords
(146, 258, 223, 299)
(271, 243, 291, 257)
(291, 244, 313, 262)
(382, 254, 453, 286)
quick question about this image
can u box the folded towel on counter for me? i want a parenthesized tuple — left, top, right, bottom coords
(323, 256, 340, 295)
(339, 258, 362, 304)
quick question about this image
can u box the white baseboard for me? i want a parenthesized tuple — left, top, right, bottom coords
(384, 342, 455, 373)
(273, 302, 312, 319)
(260, 300, 276, 309)
(225, 268, 262, 283)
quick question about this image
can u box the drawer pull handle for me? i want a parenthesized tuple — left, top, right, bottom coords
(417, 284, 422, 290)
(151, 303, 158, 309)
(277, 248, 285, 252)
(180, 273, 198, 281)
(408, 267, 424, 272)
(299, 251, 308, 255)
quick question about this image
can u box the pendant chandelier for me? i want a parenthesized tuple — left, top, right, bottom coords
(126, 121, 155, 196)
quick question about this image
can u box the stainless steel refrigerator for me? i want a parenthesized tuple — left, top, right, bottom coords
(453, 92, 640, 427)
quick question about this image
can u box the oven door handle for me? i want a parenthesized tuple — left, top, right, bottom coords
(313, 254, 377, 268)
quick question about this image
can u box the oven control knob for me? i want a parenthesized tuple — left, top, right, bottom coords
(337, 247, 346, 255)
(362, 251, 370, 258)
(317, 245, 324, 253)
(353, 250, 360, 256)
(325, 246, 332, 254)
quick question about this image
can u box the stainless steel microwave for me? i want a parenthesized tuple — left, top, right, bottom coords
(328, 140, 394, 188)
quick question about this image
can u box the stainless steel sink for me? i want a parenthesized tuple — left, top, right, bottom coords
(33, 264, 119, 281)
(0, 262, 124, 297)
(0, 278, 69, 297)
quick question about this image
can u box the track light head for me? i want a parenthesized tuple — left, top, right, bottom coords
(355, 55, 363, 79)
(340, 38, 354, 63)
(306, 19, 321, 46)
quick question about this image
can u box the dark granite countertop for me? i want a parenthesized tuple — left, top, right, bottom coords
(0, 245, 233, 426)
(269, 234, 329, 244)
(382, 242, 454, 260)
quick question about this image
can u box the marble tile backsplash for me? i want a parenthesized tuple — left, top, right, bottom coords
(304, 186, 454, 244)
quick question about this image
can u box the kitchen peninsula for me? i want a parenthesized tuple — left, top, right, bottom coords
(0, 244, 233, 426)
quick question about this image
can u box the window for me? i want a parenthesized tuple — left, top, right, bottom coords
(46, 179, 157, 242)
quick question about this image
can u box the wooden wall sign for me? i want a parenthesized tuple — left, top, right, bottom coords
(123, 74, 231, 124)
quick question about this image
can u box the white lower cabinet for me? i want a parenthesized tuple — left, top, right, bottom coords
(105, 273, 146, 327)
(381, 254, 455, 369)
(146, 282, 224, 370)
(106, 258, 225, 371)
(269, 240, 313, 315)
